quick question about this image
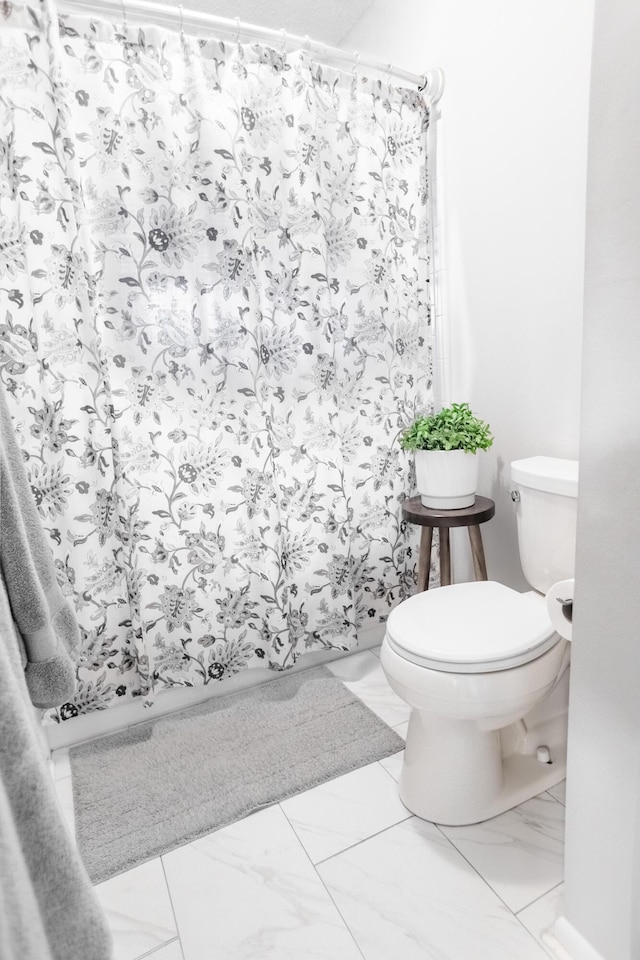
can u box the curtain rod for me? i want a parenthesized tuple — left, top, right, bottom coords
(57, 0, 444, 103)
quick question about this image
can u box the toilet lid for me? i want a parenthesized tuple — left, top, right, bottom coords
(386, 581, 559, 673)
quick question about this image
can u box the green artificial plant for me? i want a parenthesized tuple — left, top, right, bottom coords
(399, 402, 493, 453)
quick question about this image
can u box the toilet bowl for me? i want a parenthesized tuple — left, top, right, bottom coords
(381, 456, 579, 826)
(381, 581, 569, 824)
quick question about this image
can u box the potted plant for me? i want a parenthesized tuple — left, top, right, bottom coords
(399, 402, 493, 509)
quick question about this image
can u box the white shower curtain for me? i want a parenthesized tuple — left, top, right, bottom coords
(0, 1, 433, 722)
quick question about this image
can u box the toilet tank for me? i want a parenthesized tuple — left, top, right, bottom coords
(511, 456, 579, 594)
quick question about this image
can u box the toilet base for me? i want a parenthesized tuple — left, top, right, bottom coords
(399, 707, 567, 826)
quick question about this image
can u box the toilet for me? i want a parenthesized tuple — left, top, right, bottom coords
(381, 456, 578, 825)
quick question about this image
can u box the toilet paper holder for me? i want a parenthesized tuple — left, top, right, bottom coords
(556, 597, 573, 623)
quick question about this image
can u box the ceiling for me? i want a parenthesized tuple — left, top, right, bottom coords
(178, 0, 372, 47)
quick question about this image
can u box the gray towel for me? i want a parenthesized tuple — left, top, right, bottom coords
(0, 574, 113, 960)
(0, 385, 78, 708)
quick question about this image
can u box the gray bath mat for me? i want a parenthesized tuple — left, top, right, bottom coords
(69, 665, 404, 884)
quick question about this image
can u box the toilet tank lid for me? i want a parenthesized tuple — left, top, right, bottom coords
(511, 456, 579, 497)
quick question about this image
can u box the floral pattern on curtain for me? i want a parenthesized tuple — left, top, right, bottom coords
(0, 2, 433, 722)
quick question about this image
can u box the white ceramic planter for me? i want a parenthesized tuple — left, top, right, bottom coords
(415, 449, 479, 509)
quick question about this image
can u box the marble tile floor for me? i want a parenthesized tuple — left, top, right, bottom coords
(51, 649, 566, 960)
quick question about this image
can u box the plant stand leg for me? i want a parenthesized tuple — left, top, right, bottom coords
(468, 525, 488, 580)
(439, 528, 451, 586)
(417, 526, 433, 591)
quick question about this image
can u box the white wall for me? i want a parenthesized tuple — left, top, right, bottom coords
(347, 4, 640, 958)
(344, 0, 593, 587)
(556, 0, 640, 957)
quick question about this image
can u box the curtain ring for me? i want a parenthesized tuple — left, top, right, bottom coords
(234, 16, 241, 43)
(352, 51, 360, 78)
(120, 0, 127, 33)
(178, 1, 184, 43)
(386, 62, 393, 86)
(280, 27, 287, 55)
(304, 34, 311, 52)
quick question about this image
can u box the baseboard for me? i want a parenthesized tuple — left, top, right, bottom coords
(45, 626, 385, 751)
(545, 917, 607, 960)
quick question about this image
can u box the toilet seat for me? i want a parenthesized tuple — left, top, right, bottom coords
(386, 581, 559, 673)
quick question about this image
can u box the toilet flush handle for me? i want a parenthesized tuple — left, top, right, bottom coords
(510, 490, 520, 502)
(556, 597, 573, 623)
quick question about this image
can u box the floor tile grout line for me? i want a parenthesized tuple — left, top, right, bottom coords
(541, 789, 562, 804)
(133, 935, 181, 960)
(515, 879, 564, 916)
(311, 811, 414, 868)
(328, 737, 563, 914)
(376, 756, 403, 785)
(377, 684, 579, 885)
(73, 652, 562, 959)
(432, 789, 566, 915)
(278, 802, 368, 960)
(513, 909, 561, 958)
(275, 743, 411, 863)
(432, 820, 554, 920)
(312, 874, 368, 960)
(544, 788, 566, 807)
(341, 688, 410, 729)
(159, 857, 185, 959)
(289, 805, 552, 958)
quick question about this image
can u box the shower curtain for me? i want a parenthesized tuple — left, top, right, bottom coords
(0, 2, 433, 722)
